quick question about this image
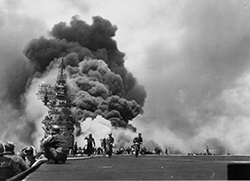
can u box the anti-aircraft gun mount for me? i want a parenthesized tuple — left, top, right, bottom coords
(36, 58, 74, 149)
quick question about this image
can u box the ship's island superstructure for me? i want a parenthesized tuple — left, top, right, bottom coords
(36, 59, 74, 148)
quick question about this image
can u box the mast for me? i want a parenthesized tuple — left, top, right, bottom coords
(37, 58, 74, 148)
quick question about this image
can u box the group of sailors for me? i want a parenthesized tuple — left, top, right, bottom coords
(100, 133, 115, 158)
(71, 133, 144, 158)
(76, 132, 116, 158)
(0, 125, 70, 180)
(0, 127, 147, 180)
(0, 142, 36, 180)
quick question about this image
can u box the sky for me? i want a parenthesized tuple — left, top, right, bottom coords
(1, 0, 250, 154)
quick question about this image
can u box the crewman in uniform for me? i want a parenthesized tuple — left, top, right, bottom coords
(106, 133, 114, 158)
(101, 138, 107, 156)
(21, 145, 37, 167)
(85, 134, 95, 157)
(0, 142, 17, 180)
(133, 133, 143, 157)
(206, 146, 210, 155)
(39, 125, 69, 164)
(4, 142, 29, 174)
(72, 142, 78, 156)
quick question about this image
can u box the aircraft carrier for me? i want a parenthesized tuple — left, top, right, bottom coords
(7, 154, 250, 180)
(7, 59, 250, 180)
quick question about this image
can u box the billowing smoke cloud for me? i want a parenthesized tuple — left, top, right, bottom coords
(0, 8, 146, 150)
(24, 16, 146, 113)
(22, 16, 146, 148)
(67, 57, 141, 133)
(0, 1, 48, 149)
(2, 0, 250, 154)
(137, 0, 250, 154)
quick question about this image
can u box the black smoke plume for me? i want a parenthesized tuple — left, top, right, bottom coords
(24, 16, 146, 110)
(24, 16, 146, 134)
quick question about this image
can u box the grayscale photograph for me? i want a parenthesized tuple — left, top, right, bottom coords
(0, 0, 250, 180)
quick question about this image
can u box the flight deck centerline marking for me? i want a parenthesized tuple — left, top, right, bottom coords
(99, 166, 112, 168)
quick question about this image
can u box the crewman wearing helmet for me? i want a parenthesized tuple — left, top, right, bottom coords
(40, 125, 69, 164)
(101, 138, 107, 156)
(0, 142, 16, 180)
(106, 133, 114, 158)
(85, 133, 95, 157)
(4, 142, 15, 155)
(21, 145, 37, 167)
(133, 133, 143, 157)
(4, 142, 29, 174)
(0, 141, 29, 180)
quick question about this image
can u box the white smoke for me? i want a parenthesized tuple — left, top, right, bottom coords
(24, 62, 59, 149)
(75, 116, 112, 148)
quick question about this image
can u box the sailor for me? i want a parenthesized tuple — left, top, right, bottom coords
(206, 146, 210, 155)
(106, 133, 114, 158)
(85, 134, 95, 157)
(126, 146, 132, 154)
(22, 145, 37, 167)
(72, 142, 78, 156)
(165, 148, 169, 156)
(40, 125, 69, 164)
(0, 142, 18, 180)
(101, 138, 107, 156)
(4, 142, 29, 175)
(133, 133, 143, 157)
